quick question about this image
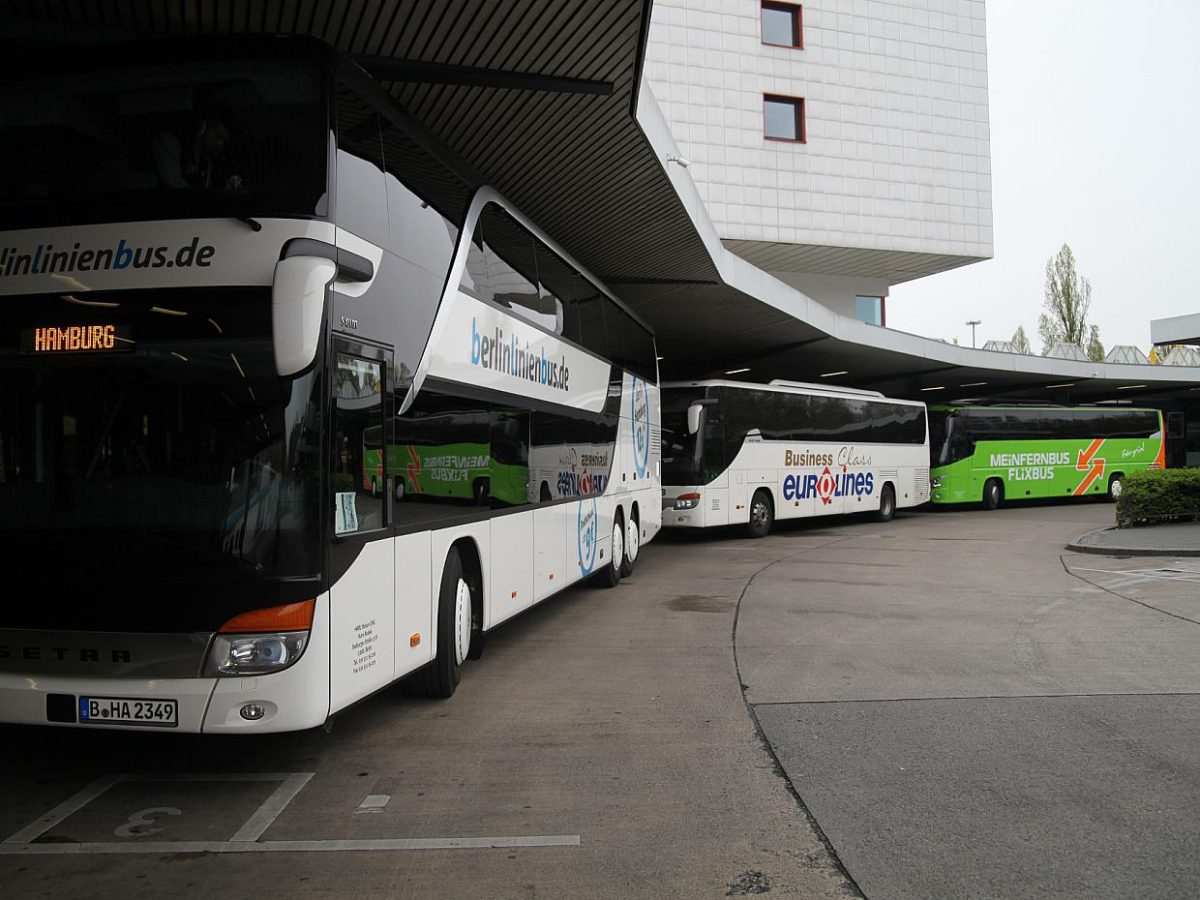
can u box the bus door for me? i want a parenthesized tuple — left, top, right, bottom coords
(328, 338, 396, 711)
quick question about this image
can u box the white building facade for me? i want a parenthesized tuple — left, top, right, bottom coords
(644, 0, 993, 324)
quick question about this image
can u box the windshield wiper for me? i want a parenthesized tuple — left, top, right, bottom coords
(234, 215, 263, 232)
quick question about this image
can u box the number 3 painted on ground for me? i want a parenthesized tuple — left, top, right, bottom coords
(115, 806, 181, 838)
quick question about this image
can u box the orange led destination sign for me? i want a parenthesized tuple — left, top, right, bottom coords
(21, 324, 133, 354)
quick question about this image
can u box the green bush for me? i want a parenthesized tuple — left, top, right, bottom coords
(1116, 468, 1200, 528)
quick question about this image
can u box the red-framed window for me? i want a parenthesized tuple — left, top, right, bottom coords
(762, 1, 803, 49)
(763, 95, 805, 143)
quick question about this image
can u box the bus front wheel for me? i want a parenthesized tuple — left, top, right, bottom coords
(745, 490, 774, 538)
(982, 479, 1003, 510)
(413, 548, 477, 697)
(875, 483, 896, 522)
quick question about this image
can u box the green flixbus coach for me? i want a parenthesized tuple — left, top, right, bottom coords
(928, 404, 1165, 509)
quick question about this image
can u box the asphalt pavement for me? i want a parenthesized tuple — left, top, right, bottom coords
(2, 499, 1198, 898)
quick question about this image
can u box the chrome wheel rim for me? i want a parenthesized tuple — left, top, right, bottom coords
(752, 500, 770, 529)
(1111, 479, 1123, 499)
(612, 519, 624, 573)
(453, 578, 471, 666)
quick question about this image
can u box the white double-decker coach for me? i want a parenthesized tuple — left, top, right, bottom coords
(0, 36, 660, 733)
(661, 380, 929, 536)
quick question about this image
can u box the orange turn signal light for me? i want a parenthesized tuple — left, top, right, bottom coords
(678, 492, 701, 501)
(219, 599, 315, 634)
(410, 633, 421, 648)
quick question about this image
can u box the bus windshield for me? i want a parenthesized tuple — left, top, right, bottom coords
(661, 388, 708, 485)
(0, 288, 322, 631)
(0, 44, 328, 228)
(928, 409, 957, 466)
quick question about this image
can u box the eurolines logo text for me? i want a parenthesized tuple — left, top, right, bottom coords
(0, 237, 217, 278)
(470, 317, 570, 391)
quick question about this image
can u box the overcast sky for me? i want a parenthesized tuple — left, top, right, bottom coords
(888, 0, 1200, 353)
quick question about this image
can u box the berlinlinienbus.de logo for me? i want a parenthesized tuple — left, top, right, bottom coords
(470, 316, 570, 391)
(0, 237, 217, 278)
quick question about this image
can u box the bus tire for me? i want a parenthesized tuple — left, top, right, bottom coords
(593, 509, 624, 589)
(982, 478, 1003, 510)
(1107, 474, 1124, 502)
(745, 490, 774, 538)
(875, 483, 896, 522)
(412, 548, 474, 698)
(620, 506, 640, 577)
(473, 478, 489, 505)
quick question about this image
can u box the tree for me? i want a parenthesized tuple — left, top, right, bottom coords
(1011, 325, 1031, 355)
(1038, 244, 1098, 355)
(1086, 325, 1105, 363)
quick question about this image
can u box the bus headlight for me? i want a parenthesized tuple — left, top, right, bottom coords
(931, 476, 942, 489)
(207, 632, 308, 676)
(205, 600, 315, 677)
(674, 492, 701, 510)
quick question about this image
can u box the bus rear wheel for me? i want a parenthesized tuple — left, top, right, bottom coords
(620, 509, 640, 577)
(412, 548, 476, 698)
(1107, 474, 1124, 502)
(745, 490, 774, 538)
(593, 510, 624, 588)
(982, 478, 1003, 510)
(875, 483, 896, 522)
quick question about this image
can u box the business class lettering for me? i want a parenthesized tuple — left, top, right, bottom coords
(782, 448, 875, 505)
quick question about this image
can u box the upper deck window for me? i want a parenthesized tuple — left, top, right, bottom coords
(0, 49, 328, 228)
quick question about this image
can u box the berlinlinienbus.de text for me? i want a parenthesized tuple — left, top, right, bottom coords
(0, 237, 217, 278)
(470, 317, 570, 391)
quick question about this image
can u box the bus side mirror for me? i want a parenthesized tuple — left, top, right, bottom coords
(272, 255, 337, 376)
(687, 402, 704, 435)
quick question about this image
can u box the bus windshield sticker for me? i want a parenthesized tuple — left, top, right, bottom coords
(335, 492, 359, 535)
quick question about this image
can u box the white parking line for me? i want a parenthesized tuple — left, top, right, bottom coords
(0, 835, 582, 854)
(230, 773, 314, 841)
(3, 774, 122, 844)
(3, 772, 314, 846)
(1072, 566, 1200, 585)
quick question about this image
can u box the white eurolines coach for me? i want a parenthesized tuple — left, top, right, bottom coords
(0, 36, 660, 733)
(661, 380, 929, 536)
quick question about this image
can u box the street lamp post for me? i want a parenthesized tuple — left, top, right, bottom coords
(966, 319, 981, 349)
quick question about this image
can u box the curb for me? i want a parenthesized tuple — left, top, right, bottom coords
(1065, 525, 1200, 558)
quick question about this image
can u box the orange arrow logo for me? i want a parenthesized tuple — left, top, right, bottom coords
(1073, 439, 1105, 496)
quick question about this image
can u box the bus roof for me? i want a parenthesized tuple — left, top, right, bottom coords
(929, 403, 1162, 414)
(662, 379, 922, 406)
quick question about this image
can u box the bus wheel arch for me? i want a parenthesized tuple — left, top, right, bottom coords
(875, 482, 896, 522)
(1107, 472, 1125, 502)
(746, 489, 774, 538)
(621, 502, 641, 577)
(982, 478, 1004, 510)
